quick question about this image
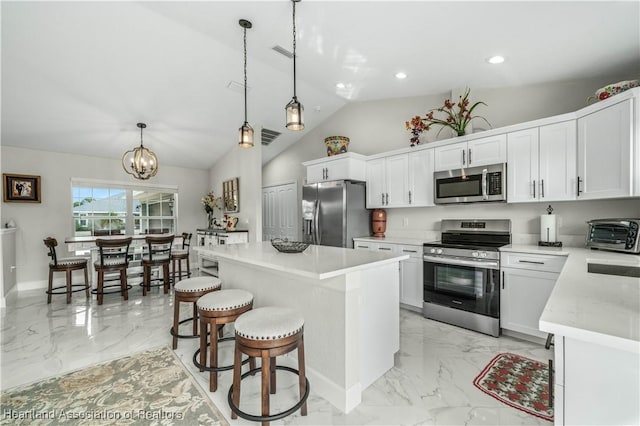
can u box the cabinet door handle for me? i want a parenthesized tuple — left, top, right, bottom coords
(408, 190, 412, 204)
(502, 271, 505, 289)
(541, 179, 545, 198)
(533, 180, 536, 198)
(462, 149, 466, 166)
(518, 260, 545, 265)
(577, 176, 582, 197)
(548, 359, 554, 408)
(381, 193, 385, 205)
(468, 148, 472, 165)
(325, 167, 329, 180)
(385, 193, 389, 205)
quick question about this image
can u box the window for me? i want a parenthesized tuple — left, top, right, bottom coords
(71, 179, 177, 238)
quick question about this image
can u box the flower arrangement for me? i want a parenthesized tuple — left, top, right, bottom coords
(406, 88, 490, 145)
(202, 191, 222, 228)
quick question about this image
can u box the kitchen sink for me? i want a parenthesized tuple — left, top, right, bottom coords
(587, 263, 640, 278)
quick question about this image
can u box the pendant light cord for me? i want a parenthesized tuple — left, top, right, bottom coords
(243, 24, 248, 123)
(292, 0, 297, 99)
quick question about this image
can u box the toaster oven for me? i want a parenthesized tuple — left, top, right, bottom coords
(586, 219, 640, 254)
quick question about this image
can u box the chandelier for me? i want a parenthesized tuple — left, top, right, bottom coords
(238, 19, 253, 148)
(122, 122, 158, 180)
(285, 0, 304, 131)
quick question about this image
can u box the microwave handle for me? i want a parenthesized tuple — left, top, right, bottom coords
(482, 168, 488, 199)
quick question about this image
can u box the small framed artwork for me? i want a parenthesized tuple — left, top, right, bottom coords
(3, 173, 41, 203)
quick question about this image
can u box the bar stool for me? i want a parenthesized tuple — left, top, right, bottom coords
(43, 237, 90, 304)
(194, 289, 254, 392)
(142, 234, 174, 296)
(94, 237, 133, 305)
(171, 276, 222, 349)
(229, 307, 309, 425)
(171, 232, 192, 285)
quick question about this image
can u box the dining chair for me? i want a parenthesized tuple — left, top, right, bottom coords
(43, 237, 90, 304)
(142, 234, 174, 295)
(94, 237, 133, 305)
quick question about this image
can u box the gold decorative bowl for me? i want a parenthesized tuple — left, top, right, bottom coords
(324, 136, 349, 156)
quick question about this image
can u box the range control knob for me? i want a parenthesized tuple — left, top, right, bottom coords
(430, 248, 436, 254)
(436, 248, 443, 255)
(472, 251, 479, 257)
(480, 252, 488, 258)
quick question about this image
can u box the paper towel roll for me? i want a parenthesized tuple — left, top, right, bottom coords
(540, 214, 557, 243)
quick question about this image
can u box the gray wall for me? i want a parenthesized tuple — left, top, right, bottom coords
(263, 74, 640, 242)
(1, 146, 209, 289)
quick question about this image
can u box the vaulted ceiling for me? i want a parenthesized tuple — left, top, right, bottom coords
(2, 1, 638, 169)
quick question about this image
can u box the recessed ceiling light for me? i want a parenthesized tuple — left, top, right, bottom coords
(487, 56, 505, 64)
(395, 72, 407, 79)
(336, 82, 346, 89)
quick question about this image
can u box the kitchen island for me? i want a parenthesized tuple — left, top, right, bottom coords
(528, 245, 640, 425)
(194, 241, 408, 413)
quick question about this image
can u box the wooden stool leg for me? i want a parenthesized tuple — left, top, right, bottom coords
(121, 269, 129, 301)
(199, 316, 207, 372)
(97, 271, 104, 305)
(83, 266, 90, 299)
(231, 340, 242, 420)
(178, 259, 182, 283)
(261, 351, 270, 426)
(47, 269, 53, 304)
(210, 318, 218, 392)
(66, 269, 72, 304)
(142, 266, 148, 296)
(192, 302, 198, 336)
(163, 264, 170, 294)
(270, 356, 276, 394)
(298, 336, 308, 416)
(186, 257, 191, 278)
(171, 259, 176, 285)
(172, 297, 180, 349)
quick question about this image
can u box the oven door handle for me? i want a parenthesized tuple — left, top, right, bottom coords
(482, 168, 488, 200)
(423, 254, 499, 270)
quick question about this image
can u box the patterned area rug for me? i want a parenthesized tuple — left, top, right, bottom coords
(473, 352, 553, 422)
(1, 346, 228, 425)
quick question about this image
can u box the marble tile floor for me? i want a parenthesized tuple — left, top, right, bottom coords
(1, 284, 552, 425)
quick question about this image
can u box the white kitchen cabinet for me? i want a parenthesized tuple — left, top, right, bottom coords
(434, 134, 507, 171)
(366, 148, 434, 208)
(500, 252, 567, 338)
(408, 148, 434, 207)
(554, 336, 639, 425)
(507, 121, 576, 203)
(577, 98, 633, 199)
(303, 152, 367, 184)
(354, 239, 423, 310)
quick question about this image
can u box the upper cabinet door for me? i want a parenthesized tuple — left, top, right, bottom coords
(507, 128, 539, 203)
(577, 98, 633, 199)
(539, 120, 577, 202)
(409, 148, 434, 207)
(434, 141, 465, 171)
(385, 154, 410, 207)
(366, 158, 386, 208)
(467, 134, 507, 167)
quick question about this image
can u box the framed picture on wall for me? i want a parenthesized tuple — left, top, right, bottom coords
(3, 173, 41, 203)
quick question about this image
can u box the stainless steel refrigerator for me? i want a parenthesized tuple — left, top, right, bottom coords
(302, 180, 370, 248)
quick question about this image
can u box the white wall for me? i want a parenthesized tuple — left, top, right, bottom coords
(209, 140, 262, 242)
(263, 74, 639, 241)
(1, 146, 209, 290)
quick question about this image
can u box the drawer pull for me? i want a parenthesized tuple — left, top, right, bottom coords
(403, 250, 417, 253)
(358, 245, 369, 249)
(379, 247, 391, 251)
(451, 300, 463, 305)
(518, 260, 545, 265)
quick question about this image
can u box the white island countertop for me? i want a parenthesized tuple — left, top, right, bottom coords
(194, 241, 409, 280)
(502, 245, 640, 353)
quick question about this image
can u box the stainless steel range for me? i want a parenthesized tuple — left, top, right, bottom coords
(423, 219, 511, 337)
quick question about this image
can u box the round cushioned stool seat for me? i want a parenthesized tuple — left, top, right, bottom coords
(234, 307, 304, 341)
(197, 289, 253, 312)
(175, 276, 221, 293)
(171, 276, 222, 350)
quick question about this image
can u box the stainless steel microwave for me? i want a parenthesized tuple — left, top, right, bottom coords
(434, 163, 507, 204)
(586, 219, 640, 253)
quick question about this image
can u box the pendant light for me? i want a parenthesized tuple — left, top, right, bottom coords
(285, 0, 304, 131)
(122, 122, 158, 180)
(238, 19, 254, 148)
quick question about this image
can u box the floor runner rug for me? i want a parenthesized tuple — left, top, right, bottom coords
(473, 352, 553, 422)
(1, 346, 228, 425)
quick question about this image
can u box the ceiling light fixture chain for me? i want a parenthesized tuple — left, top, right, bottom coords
(285, 0, 304, 131)
(238, 18, 254, 148)
(121, 122, 158, 180)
